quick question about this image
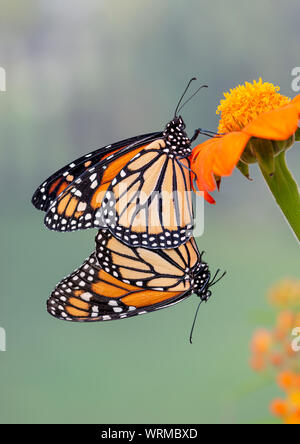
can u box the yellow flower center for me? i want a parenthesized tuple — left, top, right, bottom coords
(217, 78, 290, 133)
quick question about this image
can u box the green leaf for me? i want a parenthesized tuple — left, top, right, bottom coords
(237, 160, 252, 180)
(295, 127, 300, 141)
(253, 139, 275, 176)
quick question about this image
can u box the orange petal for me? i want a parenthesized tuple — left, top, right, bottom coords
(190, 138, 219, 192)
(191, 183, 216, 204)
(243, 104, 299, 140)
(190, 132, 249, 195)
(212, 132, 250, 176)
(204, 191, 216, 204)
(291, 94, 300, 114)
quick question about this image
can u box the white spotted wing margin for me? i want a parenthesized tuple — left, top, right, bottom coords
(32, 132, 160, 213)
(41, 132, 162, 232)
(47, 252, 192, 322)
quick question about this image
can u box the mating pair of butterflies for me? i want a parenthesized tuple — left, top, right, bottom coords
(32, 79, 224, 339)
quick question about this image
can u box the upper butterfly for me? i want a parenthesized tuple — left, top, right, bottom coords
(32, 78, 208, 249)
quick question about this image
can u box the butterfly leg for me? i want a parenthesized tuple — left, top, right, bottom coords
(190, 128, 219, 142)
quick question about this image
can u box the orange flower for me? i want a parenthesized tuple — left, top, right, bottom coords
(250, 278, 300, 424)
(251, 329, 272, 354)
(272, 374, 300, 424)
(270, 399, 289, 417)
(271, 397, 300, 424)
(277, 371, 296, 390)
(190, 79, 300, 201)
(270, 371, 300, 424)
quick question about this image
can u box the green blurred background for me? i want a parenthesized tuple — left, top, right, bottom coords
(0, 0, 299, 424)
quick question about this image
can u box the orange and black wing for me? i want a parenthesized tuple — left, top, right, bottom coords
(47, 253, 189, 322)
(32, 132, 161, 213)
(42, 134, 161, 231)
(101, 139, 194, 249)
(95, 230, 200, 291)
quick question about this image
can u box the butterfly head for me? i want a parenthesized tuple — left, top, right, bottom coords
(192, 261, 212, 302)
(163, 116, 191, 157)
(193, 261, 227, 302)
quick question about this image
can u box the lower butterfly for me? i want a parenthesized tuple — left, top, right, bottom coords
(47, 230, 224, 324)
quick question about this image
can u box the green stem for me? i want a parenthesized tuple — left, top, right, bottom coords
(258, 151, 300, 242)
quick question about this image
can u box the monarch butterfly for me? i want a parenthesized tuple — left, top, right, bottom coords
(32, 78, 210, 250)
(47, 230, 225, 342)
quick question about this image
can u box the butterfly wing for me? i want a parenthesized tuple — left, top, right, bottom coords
(95, 230, 200, 291)
(32, 132, 161, 213)
(101, 139, 194, 249)
(42, 133, 162, 231)
(47, 253, 190, 322)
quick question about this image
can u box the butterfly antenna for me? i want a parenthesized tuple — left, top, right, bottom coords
(189, 299, 203, 344)
(174, 77, 197, 117)
(177, 84, 208, 114)
(209, 270, 227, 287)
